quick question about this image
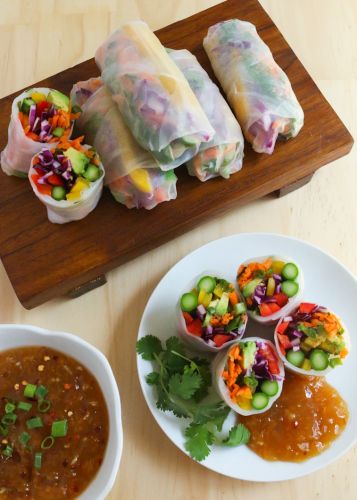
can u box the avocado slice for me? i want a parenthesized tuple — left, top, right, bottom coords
(215, 292, 229, 316)
(242, 278, 262, 298)
(242, 341, 257, 369)
(64, 147, 89, 175)
(47, 90, 70, 112)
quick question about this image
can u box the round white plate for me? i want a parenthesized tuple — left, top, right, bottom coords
(136, 233, 357, 481)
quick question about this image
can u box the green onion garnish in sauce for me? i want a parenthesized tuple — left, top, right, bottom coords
(2, 445, 13, 458)
(41, 436, 55, 449)
(5, 403, 16, 414)
(0, 424, 8, 437)
(18, 401, 32, 412)
(24, 384, 37, 399)
(2, 413, 17, 425)
(37, 400, 51, 413)
(35, 385, 48, 400)
(26, 416, 43, 429)
(34, 452, 42, 469)
(19, 431, 31, 447)
(51, 420, 68, 438)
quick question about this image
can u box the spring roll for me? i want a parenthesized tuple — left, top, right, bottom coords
(1, 88, 78, 177)
(70, 78, 178, 210)
(168, 48, 244, 181)
(203, 19, 304, 154)
(95, 21, 215, 170)
(29, 138, 104, 224)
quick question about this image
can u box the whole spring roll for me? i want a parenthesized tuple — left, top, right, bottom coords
(95, 21, 215, 170)
(203, 19, 304, 154)
(168, 48, 244, 181)
(1, 88, 78, 177)
(29, 138, 104, 224)
(70, 78, 178, 210)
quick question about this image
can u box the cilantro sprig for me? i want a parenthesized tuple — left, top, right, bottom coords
(136, 335, 250, 461)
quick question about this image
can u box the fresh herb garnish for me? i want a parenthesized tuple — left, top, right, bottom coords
(136, 335, 250, 461)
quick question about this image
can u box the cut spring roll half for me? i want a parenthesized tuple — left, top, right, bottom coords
(1, 88, 79, 177)
(95, 21, 214, 170)
(203, 19, 304, 154)
(167, 48, 244, 181)
(29, 137, 104, 224)
(178, 272, 248, 352)
(70, 78, 178, 210)
(213, 338, 284, 415)
(275, 302, 350, 376)
(237, 255, 303, 324)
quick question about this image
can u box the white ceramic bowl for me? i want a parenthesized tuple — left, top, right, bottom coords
(212, 337, 285, 416)
(274, 305, 351, 377)
(0, 324, 123, 500)
(237, 254, 303, 325)
(177, 270, 248, 353)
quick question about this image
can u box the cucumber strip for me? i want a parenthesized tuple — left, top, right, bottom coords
(286, 349, 305, 367)
(260, 380, 279, 397)
(197, 276, 216, 293)
(51, 186, 67, 201)
(251, 392, 269, 410)
(180, 293, 198, 312)
(282, 262, 299, 281)
(83, 164, 101, 182)
(281, 280, 299, 297)
(52, 127, 64, 138)
(234, 302, 246, 315)
(309, 349, 329, 371)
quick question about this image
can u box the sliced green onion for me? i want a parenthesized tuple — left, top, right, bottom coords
(18, 401, 32, 412)
(41, 436, 55, 449)
(34, 452, 42, 469)
(19, 431, 31, 447)
(5, 403, 16, 414)
(51, 420, 68, 438)
(24, 384, 37, 399)
(37, 400, 51, 413)
(35, 385, 48, 401)
(26, 417, 43, 429)
(0, 424, 8, 437)
(2, 414, 17, 425)
(2, 445, 13, 457)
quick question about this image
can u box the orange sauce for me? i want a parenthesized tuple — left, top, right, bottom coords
(239, 372, 349, 462)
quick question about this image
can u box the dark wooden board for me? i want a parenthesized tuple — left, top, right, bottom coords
(0, 0, 353, 309)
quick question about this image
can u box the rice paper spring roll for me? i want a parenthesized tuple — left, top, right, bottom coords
(70, 78, 178, 210)
(213, 337, 284, 416)
(29, 137, 104, 224)
(1, 88, 79, 177)
(168, 48, 244, 181)
(203, 19, 304, 154)
(95, 21, 215, 170)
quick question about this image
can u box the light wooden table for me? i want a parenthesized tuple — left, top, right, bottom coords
(0, 1, 356, 499)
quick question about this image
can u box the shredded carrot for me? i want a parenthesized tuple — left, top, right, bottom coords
(27, 131, 39, 141)
(229, 291, 238, 305)
(340, 348, 349, 359)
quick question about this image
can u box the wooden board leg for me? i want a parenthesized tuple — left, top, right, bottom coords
(67, 275, 107, 299)
(275, 173, 315, 198)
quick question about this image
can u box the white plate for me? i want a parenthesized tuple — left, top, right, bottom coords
(137, 233, 357, 482)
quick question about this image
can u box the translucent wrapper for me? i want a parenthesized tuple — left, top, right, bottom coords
(274, 305, 350, 377)
(212, 337, 285, 416)
(95, 21, 215, 170)
(70, 78, 178, 210)
(29, 145, 104, 224)
(1, 88, 73, 177)
(168, 49, 244, 181)
(203, 20, 304, 154)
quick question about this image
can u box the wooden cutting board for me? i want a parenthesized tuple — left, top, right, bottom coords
(0, 0, 353, 309)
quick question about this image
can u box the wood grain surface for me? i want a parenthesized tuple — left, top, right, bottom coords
(0, 1, 356, 499)
(0, 0, 353, 309)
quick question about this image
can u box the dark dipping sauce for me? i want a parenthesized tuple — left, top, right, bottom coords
(239, 371, 349, 462)
(0, 346, 109, 499)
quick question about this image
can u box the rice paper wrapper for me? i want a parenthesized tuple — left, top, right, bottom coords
(237, 254, 304, 325)
(212, 337, 285, 416)
(274, 305, 351, 377)
(177, 270, 248, 353)
(95, 21, 215, 170)
(1, 88, 73, 177)
(28, 145, 104, 224)
(203, 20, 304, 154)
(168, 48, 244, 181)
(71, 78, 177, 210)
